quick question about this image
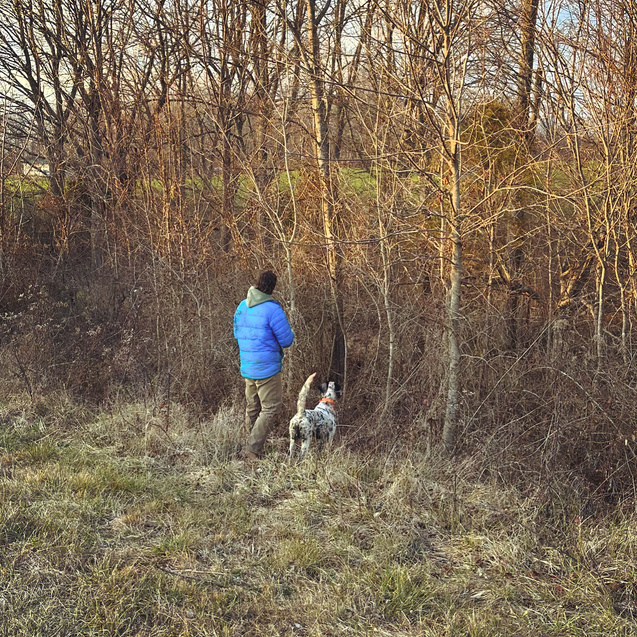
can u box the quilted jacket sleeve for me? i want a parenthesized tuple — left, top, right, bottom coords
(269, 303, 294, 349)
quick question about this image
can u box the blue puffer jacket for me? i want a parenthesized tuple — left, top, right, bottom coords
(233, 287, 295, 379)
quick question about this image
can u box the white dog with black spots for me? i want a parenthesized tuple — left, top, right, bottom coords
(289, 372, 342, 462)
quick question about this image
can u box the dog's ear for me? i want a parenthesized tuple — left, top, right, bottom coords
(318, 382, 328, 394)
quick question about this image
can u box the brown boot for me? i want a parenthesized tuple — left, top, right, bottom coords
(241, 449, 260, 462)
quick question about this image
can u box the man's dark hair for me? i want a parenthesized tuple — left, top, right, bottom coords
(256, 270, 277, 295)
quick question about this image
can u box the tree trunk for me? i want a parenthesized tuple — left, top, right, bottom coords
(443, 144, 462, 454)
(516, 0, 540, 139)
(305, 0, 346, 386)
(442, 19, 463, 454)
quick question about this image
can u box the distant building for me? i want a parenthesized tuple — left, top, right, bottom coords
(22, 158, 50, 177)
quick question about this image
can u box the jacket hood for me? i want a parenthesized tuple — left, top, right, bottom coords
(246, 286, 275, 308)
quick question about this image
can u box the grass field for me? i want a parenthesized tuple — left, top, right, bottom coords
(1, 393, 636, 636)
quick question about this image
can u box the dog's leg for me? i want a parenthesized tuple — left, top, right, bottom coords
(298, 436, 311, 462)
(328, 421, 337, 444)
(327, 430, 336, 455)
(315, 431, 333, 459)
(288, 420, 297, 460)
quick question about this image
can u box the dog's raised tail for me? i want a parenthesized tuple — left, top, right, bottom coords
(296, 373, 317, 417)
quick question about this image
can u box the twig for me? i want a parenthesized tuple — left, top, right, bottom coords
(12, 347, 33, 399)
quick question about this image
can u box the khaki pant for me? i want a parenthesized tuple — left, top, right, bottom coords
(244, 372, 283, 455)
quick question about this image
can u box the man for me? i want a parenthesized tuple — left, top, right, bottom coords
(233, 271, 294, 459)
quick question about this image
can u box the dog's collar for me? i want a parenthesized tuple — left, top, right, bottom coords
(320, 397, 336, 405)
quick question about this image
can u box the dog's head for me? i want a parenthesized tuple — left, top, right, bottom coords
(318, 381, 342, 401)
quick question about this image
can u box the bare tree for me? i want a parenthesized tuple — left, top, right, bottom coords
(383, 0, 481, 452)
(0, 0, 79, 199)
(281, 0, 347, 384)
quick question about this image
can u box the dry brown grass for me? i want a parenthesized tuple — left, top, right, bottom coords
(1, 391, 637, 636)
